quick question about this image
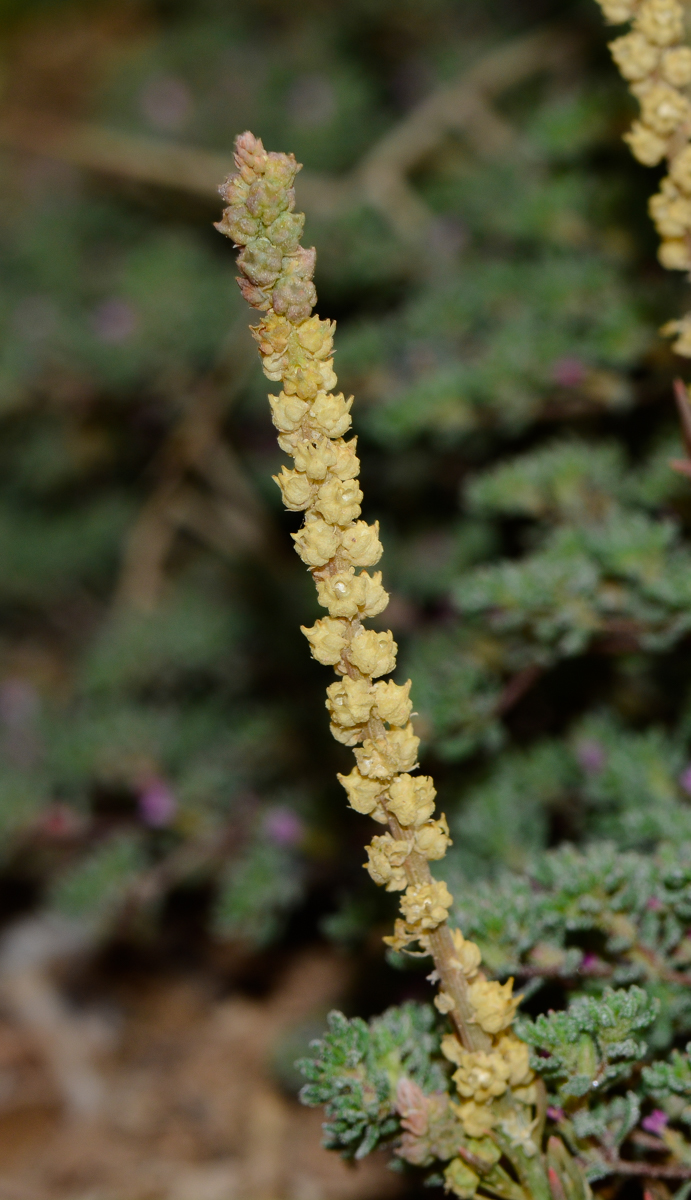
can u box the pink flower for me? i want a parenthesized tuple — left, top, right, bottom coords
(679, 764, 691, 796)
(576, 739, 606, 774)
(263, 807, 304, 846)
(139, 778, 176, 827)
(547, 1106, 565, 1122)
(583, 956, 600, 977)
(642, 1109, 668, 1137)
(646, 896, 664, 911)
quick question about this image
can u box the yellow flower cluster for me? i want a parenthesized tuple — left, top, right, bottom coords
(434, 931, 535, 1150)
(219, 131, 542, 1192)
(595, 0, 691, 354)
(216, 130, 460, 956)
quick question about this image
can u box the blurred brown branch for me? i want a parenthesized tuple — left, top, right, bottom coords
(0, 26, 578, 237)
(114, 342, 280, 613)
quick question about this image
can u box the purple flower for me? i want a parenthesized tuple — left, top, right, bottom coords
(646, 896, 664, 911)
(642, 1110, 668, 1137)
(576, 739, 606, 774)
(263, 807, 304, 846)
(580, 953, 604, 975)
(139, 778, 177, 827)
(139, 75, 192, 132)
(552, 357, 587, 388)
(92, 299, 138, 344)
(547, 1106, 565, 1122)
(680, 764, 691, 796)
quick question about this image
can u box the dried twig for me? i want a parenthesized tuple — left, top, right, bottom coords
(353, 27, 580, 238)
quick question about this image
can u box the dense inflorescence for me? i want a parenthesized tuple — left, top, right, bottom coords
(216, 131, 586, 1200)
(595, 0, 691, 354)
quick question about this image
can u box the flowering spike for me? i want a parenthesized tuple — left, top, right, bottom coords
(593, 0, 691, 355)
(215, 131, 564, 1178)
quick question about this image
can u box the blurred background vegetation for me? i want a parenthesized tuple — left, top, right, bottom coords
(0, 0, 686, 954)
(0, 0, 691, 1191)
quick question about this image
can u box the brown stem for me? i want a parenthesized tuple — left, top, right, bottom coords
(496, 664, 544, 717)
(386, 806, 489, 1051)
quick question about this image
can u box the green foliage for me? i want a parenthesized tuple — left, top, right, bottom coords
(297, 1003, 446, 1159)
(518, 986, 658, 1100)
(643, 1045, 691, 1105)
(451, 840, 691, 1047)
(49, 833, 145, 922)
(214, 837, 305, 947)
(4, 13, 691, 1194)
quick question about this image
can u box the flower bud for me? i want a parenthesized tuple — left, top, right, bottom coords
(662, 45, 691, 85)
(272, 247, 317, 322)
(246, 173, 295, 225)
(450, 929, 482, 978)
(284, 360, 327, 401)
(292, 438, 337, 479)
(237, 276, 271, 310)
(277, 430, 302, 455)
(326, 677, 374, 726)
(331, 438, 360, 480)
(348, 628, 397, 677)
(219, 171, 250, 206)
(387, 774, 436, 828)
(238, 236, 284, 287)
(496, 1036, 532, 1088)
(609, 32, 660, 79)
(372, 679, 412, 726)
(671, 146, 691, 193)
(251, 312, 291, 356)
(339, 520, 382, 566)
(450, 1049, 511, 1104)
(273, 466, 316, 510)
(266, 211, 305, 253)
(296, 315, 335, 358)
(624, 119, 667, 164)
(337, 767, 387, 821)
(330, 721, 366, 747)
(300, 617, 349, 665)
(659, 237, 691, 268)
(315, 478, 363, 525)
(415, 814, 451, 860)
(649, 187, 691, 237)
(357, 571, 389, 617)
(661, 314, 691, 355)
(292, 518, 341, 566)
(399, 881, 453, 931)
(639, 83, 690, 135)
(364, 833, 410, 891)
(268, 392, 309, 433)
(467, 978, 520, 1034)
(233, 131, 270, 177)
(598, 0, 638, 22)
(317, 569, 362, 618)
(453, 1104, 495, 1139)
(310, 392, 353, 438)
(354, 725, 419, 779)
(635, 0, 684, 46)
(215, 206, 260, 245)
